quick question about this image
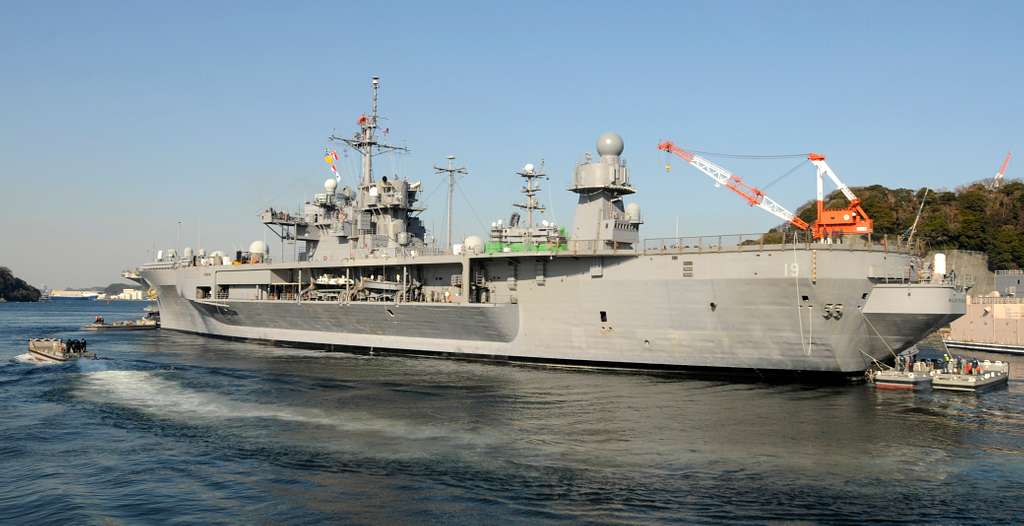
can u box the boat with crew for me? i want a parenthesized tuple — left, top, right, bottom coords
(27, 338, 96, 362)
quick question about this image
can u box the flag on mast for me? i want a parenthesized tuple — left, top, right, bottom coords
(324, 150, 341, 181)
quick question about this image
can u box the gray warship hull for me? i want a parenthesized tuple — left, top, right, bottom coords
(140, 243, 964, 377)
(135, 77, 965, 378)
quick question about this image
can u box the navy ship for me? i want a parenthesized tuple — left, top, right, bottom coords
(134, 77, 965, 378)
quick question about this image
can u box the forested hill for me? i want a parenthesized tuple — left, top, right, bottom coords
(786, 180, 1024, 270)
(0, 267, 41, 302)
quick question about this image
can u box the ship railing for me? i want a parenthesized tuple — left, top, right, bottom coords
(642, 232, 918, 255)
(563, 240, 639, 256)
(969, 296, 1023, 304)
(140, 262, 176, 270)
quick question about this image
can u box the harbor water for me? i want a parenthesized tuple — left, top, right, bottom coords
(1, 301, 1022, 524)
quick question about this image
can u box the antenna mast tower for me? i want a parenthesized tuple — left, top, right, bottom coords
(514, 161, 547, 247)
(433, 155, 468, 250)
(329, 76, 409, 198)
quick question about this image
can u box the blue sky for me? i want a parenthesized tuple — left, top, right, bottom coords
(1, 1, 1021, 287)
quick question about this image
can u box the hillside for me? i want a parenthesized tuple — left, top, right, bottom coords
(0, 267, 41, 302)
(778, 180, 1024, 271)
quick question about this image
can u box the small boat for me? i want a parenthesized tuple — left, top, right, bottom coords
(870, 353, 933, 390)
(80, 314, 159, 331)
(932, 360, 1010, 392)
(27, 338, 96, 362)
(871, 369, 933, 390)
(81, 319, 159, 331)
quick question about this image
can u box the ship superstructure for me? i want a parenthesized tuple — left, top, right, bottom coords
(135, 77, 966, 378)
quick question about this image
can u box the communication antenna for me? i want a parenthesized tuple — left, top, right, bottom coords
(433, 155, 468, 250)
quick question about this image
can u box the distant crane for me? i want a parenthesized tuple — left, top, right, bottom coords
(658, 141, 873, 239)
(993, 151, 1012, 188)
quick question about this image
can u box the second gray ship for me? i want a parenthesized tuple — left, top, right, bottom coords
(135, 77, 966, 378)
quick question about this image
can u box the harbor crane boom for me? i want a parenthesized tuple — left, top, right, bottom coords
(657, 141, 810, 231)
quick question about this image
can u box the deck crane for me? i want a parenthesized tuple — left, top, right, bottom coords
(657, 141, 810, 231)
(807, 153, 873, 239)
(658, 141, 874, 239)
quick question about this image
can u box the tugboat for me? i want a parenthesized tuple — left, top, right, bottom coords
(27, 338, 96, 362)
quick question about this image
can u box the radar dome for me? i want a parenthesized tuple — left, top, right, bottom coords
(463, 235, 485, 254)
(324, 178, 338, 193)
(625, 202, 642, 223)
(596, 132, 624, 157)
(249, 240, 268, 255)
(523, 163, 535, 174)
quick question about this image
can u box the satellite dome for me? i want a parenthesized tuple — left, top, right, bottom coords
(625, 202, 642, 222)
(249, 240, 268, 255)
(324, 178, 338, 193)
(596, 132, 624, 157)
(523, 163, 535, 174)
(463, 235, 485, 254)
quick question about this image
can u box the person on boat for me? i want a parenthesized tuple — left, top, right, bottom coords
(95, 314, 105, 324)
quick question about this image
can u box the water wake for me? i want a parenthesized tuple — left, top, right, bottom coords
(12, 353, 54, 365)
(74, 370, 477, 442)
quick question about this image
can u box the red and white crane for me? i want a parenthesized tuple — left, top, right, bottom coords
(993, 151, 1012, 188)
(807, 153, 872, 239)
(658, 140, 874, 239)
(657, 141, 810, 231)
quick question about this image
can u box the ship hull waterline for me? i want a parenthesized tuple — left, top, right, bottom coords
(140, 247, 965, 381)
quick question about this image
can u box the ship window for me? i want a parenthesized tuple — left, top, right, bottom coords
(862, 293, 869, 299)
(801, 295, 809, 301)
(599, 311, 607, 323)
(709, 302, 717, 312)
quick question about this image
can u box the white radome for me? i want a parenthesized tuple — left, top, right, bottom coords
(249, 240, 268, 255)
(464, 235, 485, 254)
(324, 178, 338, 193)
(625, 202, 642, 222)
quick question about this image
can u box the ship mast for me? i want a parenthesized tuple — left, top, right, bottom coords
(433, 155, 468, 250)
(513, 161, 546, 247)
(329, 76, 408, 200)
